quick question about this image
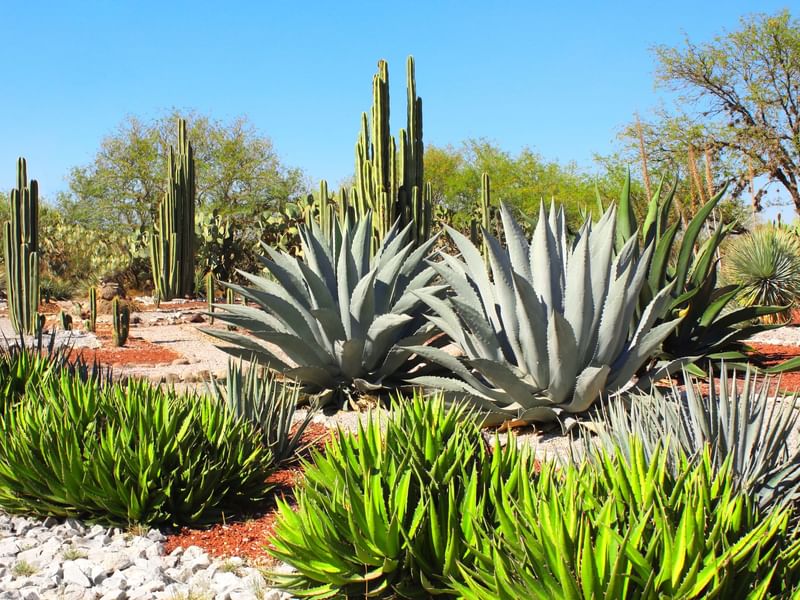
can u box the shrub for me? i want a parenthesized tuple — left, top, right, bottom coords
(406, 202, 679, 429)
(578, 365, 800, 514)
(208, 358, 313, 465)
(267, 393, 518, 598)
(0, 373, 274, 526)
(457, 441, 800, 599)
(722, 225, 800, 323)
(205, 213, 444, 406)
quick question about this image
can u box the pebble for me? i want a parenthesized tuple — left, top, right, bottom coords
(0, 512, 294, 599)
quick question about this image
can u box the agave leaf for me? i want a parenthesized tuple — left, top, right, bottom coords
(364, 314, 414, 371)
(564, 230, 594, 361)
(673, 187, 726, 294)
(500, 204, 531, 281)
(607, 318, 682, 391)
(547, 311, 579, 405)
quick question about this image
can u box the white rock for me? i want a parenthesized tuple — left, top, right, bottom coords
(0, 538, 19, 556)
(63, 560, 92, 588)
(98, 591, 127, 600)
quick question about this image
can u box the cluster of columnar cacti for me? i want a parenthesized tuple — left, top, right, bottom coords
(304, 181, 347, 242)
(150, 118, 196, 300)
(112, 297, 130, 347)
(4, 159, 41, 336)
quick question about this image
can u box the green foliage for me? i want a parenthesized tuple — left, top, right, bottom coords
(150, 118, 196, 300)
(196, 208, 236, 282)
(722, 225, 800, 323)
(111, 297, 130, 347)
(205, 213, 443, 405)
(208, 359, 312, 466)
(580, 365, 800, 514)
(0, 373, 274, 526)
(4, 158, 41, 335)
(268, 393, 516, 598)
(618, 177, 781, 368)
(457, 441, 800, 599)
(406, 203, 678, 429)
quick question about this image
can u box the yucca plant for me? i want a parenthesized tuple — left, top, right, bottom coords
(616, 176, 783, 371)
(456, 440, 800, 599)
(0, 373, 274, 526)
(268, 393, 519, 598)
(204, 213, 444, 406)
(208, 358, 313, 465)
(406, 202, 680, 429)
(721, 225, 800, 324)
(579, 364, 800, 514)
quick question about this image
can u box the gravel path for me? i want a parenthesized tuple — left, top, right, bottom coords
(0, 513, 290, 600)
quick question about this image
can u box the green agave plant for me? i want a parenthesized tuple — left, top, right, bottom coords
(0, 372, 274, 526)
(268, 393, 519, 598)
(579, 364, 800, 514)
(208, 358, 313, 465)
(616, 175, 784, 371)
(456, 440, 800, 599)
(204, 213, 444, 405)
(406, 202, 680, 429)
(721, 225, 800, 324)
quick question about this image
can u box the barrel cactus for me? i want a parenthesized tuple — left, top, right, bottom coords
(406, 203, 681, 429)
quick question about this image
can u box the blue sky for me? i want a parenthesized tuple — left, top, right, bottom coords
(1, 1, 793, 209)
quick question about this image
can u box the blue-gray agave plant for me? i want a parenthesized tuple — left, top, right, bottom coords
(203, 213, 443, 404)
(405, 202, 681, 429)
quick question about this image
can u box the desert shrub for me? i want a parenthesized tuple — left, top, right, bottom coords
(578, 365, 800, 515)
(722, 225, 800, 323)
(0, 373, 274, 526)
(457, 440, 800, 599)
(268, 393, 518, 597)
(208, 358, 313, 465)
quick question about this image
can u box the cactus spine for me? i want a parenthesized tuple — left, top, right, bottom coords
(150, 118, 196, 301)
(88, 287, 97, 332)
(4, 158, 41, 335)
(206, 272, 214, 324)
(112, 297, 130, 347)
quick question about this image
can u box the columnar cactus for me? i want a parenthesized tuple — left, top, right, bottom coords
(150, 118, 196, 300)
(351, 56, 432, 246)
(88, 287, 97, 332)
(4, 158, 41, 335)
(112, 298, 130, 347)
(206, 272, 215, 324)
(58, 310, 72, 331)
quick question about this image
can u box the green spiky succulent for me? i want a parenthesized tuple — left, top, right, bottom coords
(580, 364, 800, 514)
(204, 213, 443, 405)
(406, 202, 680, 429)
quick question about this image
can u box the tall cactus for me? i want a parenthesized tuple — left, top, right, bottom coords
(150, 118, 196, 300)
(88, 287, 97, 332)
(111, 297, 130, 347)
(4, 158, 41, 335)
(351, 56, 432, 246)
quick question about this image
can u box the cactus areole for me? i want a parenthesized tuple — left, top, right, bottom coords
(150, 118, 196, 300)
(4, 158, 41, 335)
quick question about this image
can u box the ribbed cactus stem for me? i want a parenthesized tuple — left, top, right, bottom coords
(206, 272, 214, 324)
(58, 310, 72, 331)
(3, 158, 41, 335)
(150, 118, 196, 301)
(89, 287, 97, 332)
(112, 297, 130, 347)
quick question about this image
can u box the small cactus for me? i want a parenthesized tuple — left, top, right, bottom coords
(226, 287, 236, 331)
(88, 287, 97, 332)
(58, 310, 72, 331)
(206, 272, 214, 324)
(112, 297, 130, 347)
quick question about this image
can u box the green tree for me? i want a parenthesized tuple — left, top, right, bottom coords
(622, 11, 800, 215)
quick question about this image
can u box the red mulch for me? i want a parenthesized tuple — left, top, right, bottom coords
(70, 324, 181, 366)
(163, 422, 330, 566)
(748, 341, 800, 393)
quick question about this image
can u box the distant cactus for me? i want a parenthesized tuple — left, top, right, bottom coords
(4, 158, 41, 335)
(206, 272, 215, 324)
(225, 287, 236, 331)
(88, 287, 97, 332)
(58, 310, 72, 331)
(112, 298, 130, 347)
(150, 118, 196, 301)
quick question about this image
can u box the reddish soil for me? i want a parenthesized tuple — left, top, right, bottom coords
(748, 341, 800, 393)
(70, 324, 182, 366)
(164, 423, 330, 566)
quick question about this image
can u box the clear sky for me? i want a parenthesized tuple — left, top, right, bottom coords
(0, 1, 793, 206)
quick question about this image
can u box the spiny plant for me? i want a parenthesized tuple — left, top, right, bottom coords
(88, 287, 97, 332)
(721, 224, 800, 324)
(204, 212, 444, 406)
(406, 202, 680, 429)
(111, 298, 129, 347)
(579, 364, 800, 514)
(615, 175, 784, 371)
(456, 441, 800, 599)
(150, 118, 196, 300)
(208, 358, 313, 466)
(268, 393, 519, 598)
(4, 158, 41, 335)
